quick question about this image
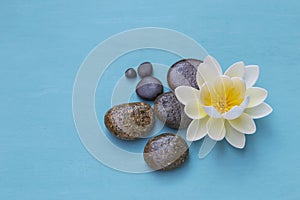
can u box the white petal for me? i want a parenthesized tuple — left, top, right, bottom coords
(200, 83, 213, 106)
(222, 96, 250, 120)
(203, 105, 222, 118)
(198, 135, 217, 159)
(198, 55, 222, 87)
(231, 77, 246, 98)
(174, 86, 200, 105)
(225, 122, 246, 149)
(224, 61, 245, 78)
(229, 113, 256, 134)
(244, 65, 259, 88)
(184, 99, 207, 119)
(206, 118, 225, 141)
(246, 87, 268, 108)
(196, 71, 205, 88)
(244, 102, 273, 119)
(186, 117, 209, 141)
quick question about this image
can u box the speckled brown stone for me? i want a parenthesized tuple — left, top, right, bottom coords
(104, 102, 155, 140)
(144, 133, 189, 171)
(167, 58, 203, 90)
(154, 92, 191, 129)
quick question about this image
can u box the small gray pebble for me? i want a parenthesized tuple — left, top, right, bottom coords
(136, 76, 163, 101)
(138, 62, 153, 78)
(125, 68, 137, 78)
(154, 92, 192, 129)
(144, 133, 189, 171)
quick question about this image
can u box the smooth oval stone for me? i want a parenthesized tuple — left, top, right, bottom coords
(125, 68, 137, 78)
(154, 92, 191, 129)
(136, 76, 163, 101)
(144, 133, 189, 171)
(138, 62, 153, 77)
(104, 102, 155, 140)
(167, 58, 203, 90)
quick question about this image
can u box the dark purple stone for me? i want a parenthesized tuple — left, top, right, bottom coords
(136, 76, 163, 101)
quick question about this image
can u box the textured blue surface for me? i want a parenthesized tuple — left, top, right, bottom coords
(1, 0, 300, 199)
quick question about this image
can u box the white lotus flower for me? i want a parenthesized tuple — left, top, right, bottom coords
(175, 55, 272, 155)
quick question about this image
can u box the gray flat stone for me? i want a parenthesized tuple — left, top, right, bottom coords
(167, 58, 203, 90)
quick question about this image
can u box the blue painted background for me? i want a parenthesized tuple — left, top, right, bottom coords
(1, 0, 300, 199)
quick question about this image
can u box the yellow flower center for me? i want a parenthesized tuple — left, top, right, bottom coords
(201, 76, 246, 114)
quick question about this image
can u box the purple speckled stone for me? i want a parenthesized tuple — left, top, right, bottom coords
(154, 92, 191, 129)
(144, 133, 189, 171)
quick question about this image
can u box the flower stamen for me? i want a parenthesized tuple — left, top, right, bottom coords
(201, 77, 246, 114)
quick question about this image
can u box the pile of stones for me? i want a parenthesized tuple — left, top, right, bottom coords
(104, 59, 202, 171)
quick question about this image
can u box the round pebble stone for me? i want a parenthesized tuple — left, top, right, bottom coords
(104, 102, 155, 140)
(136, 76, 163, 101)
(137, 62, 153, 78)
(154, 92, 191, 129)
(125, 68, 137, 78)
(144, 133, 189, 171)
(167, 58, 203, 90)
